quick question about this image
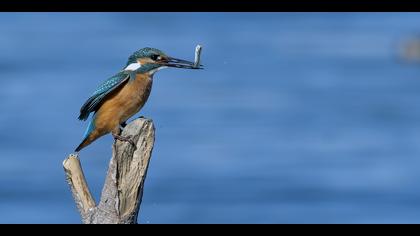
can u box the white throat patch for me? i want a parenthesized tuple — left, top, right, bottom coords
(124, 62, 142, 71)
(148, 66, 168, 75)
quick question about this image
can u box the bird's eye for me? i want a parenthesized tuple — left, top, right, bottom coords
(151, 54, 160, 61)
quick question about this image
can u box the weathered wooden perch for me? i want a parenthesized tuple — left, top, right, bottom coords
(63, 118, 155, 224)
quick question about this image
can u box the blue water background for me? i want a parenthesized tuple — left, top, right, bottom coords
(1, 13, 420, 223)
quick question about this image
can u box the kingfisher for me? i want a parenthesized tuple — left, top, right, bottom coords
(75, 47, 202, 152)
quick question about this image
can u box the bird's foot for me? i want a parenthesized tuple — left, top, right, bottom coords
(112, 133, 136, 147)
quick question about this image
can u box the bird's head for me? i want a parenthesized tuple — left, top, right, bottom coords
(123, 47, 202, 75)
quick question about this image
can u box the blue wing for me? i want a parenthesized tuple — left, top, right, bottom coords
(78, 71, 131, 121)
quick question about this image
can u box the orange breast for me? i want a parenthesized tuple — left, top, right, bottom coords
(94, 73, 153, 134)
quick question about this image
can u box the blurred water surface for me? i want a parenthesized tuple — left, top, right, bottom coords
(1, 13, 420, 223)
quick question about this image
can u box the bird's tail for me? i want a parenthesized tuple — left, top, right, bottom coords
(75, 118, 96, 152)
(75, 137, 91, 152)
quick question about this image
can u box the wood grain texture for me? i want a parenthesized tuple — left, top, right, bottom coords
(63, 118, 155, 224)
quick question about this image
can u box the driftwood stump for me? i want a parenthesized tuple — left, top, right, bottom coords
(63, 118, 155, 224)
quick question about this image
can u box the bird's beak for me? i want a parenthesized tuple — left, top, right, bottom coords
(163, 56, 203, 69)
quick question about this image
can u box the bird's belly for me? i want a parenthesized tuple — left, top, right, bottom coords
(119, 91, 146, 122)
(94, 75, 152, 133)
